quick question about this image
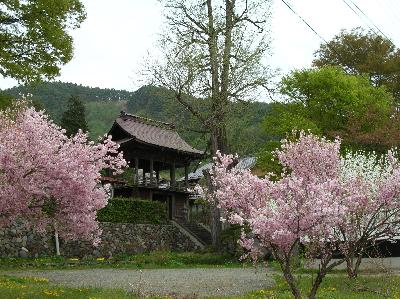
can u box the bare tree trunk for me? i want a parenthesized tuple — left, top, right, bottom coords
(209, 124, 228, 250)
(346, 253, 363, 278)
(211, 204, 222, 249)
(282, 266, 302, 299)
(309, 256, 345, 298)
(353, 254, 363, 277)
(54, 229, 60, 256)
(272, 246, 303, 299)
(346, 256, 355, 278)
(308, 272, 325, 299)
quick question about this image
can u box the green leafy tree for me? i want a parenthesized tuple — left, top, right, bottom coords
(313, 28, 400, 102)
(0, 92, 12, 110)
(61, 96, 88, 137)
(280, 66, 392, 134)
(263, 102, 321, 138)
(261, 66, 394, 158)
(0, 0, 86, 82)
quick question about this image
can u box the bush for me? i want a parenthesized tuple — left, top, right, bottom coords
(221, 224, 244, 256)
(97, 198, 167, 224)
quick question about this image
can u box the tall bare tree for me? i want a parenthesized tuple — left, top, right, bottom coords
(144, 0, 273, 248)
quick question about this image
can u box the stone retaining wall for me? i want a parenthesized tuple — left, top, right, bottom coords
(0, 222, 201, 258)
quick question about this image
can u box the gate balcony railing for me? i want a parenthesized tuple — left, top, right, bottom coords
(133, 178, 190, 192)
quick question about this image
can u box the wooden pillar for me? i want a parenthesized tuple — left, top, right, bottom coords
(134, 157, 139, 185)
(185, 199, 190, 222)
(184, 164, 189, 189)
(170, 161, 176, 188)
(150, 159, 154, 185)
(156, 170, 160, 186)
(172, 194, 176, 218)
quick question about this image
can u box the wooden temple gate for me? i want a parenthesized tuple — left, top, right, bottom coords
(109, 111, 204, 221)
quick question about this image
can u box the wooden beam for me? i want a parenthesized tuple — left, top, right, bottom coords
(184, 164, 189, 188)
(119, 141, 202, 168)
(170, 161, 176, 188)
(134, 157, 139, 185)
(150, 159, 154, 185)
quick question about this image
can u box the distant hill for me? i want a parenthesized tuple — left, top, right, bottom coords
(4, 81, 134, 121)
(1, 82, 271, 155)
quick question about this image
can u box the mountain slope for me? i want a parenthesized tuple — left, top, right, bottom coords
(2, 82, 271, 155)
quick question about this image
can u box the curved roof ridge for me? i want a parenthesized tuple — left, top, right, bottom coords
(114, 111, 203, 156)
(119, 111, 175, 130)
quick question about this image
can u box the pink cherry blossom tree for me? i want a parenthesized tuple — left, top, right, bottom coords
(211, 133, 348, 298)
(337, 150, 400, 278)
(211, 132, 400, 297)
(0, 104, 126, 251)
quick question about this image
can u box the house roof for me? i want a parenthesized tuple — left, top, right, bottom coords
(113, 112, 204, 156)
(179, 156, 257, 181)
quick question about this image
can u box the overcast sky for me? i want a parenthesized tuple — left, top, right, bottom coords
(1, 0, 399, 98)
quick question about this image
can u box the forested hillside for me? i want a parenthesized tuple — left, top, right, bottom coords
(2, 82, 271, 155)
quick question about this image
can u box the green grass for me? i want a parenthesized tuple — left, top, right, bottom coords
(3, 253, 400, 298)
(266, 258, 400, 276)
(239, 275, 400, 299)
(0, 251, 241, 270)
(1, 270, 400, 298)
(0, 275, 139, 299)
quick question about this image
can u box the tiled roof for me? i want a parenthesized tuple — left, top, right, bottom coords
(178, 157, 257, 181)
(114, 112, 204, 156)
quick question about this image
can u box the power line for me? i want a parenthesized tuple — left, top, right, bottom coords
(280, 0, 350, 61)
(341, 0, 376, 34)
(280, 0, 398, 71)
(280, 0, 329, 44)
(349, 0, 391, 41)
(341, 0, 395, 46)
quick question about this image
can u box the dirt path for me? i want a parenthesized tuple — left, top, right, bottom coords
(3, 268, 275, 297)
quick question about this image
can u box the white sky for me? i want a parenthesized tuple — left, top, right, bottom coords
(1, 0, 399, 98)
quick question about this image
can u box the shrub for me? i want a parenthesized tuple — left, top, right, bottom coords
(97, 198, 167, 224)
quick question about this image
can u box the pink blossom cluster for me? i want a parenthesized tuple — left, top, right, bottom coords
(0, 107, 126, 245)
(212, 132, 400, 260)
(337, 150, 400, 256)
(212, 133, 347, 255)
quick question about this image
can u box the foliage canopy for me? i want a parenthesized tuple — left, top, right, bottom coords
(263, 66, 394, 152)
(313, 28, 400, 102)
(0, 0, 86, 82)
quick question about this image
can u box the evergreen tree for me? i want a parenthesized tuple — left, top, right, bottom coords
(61, 96, 88, 136)
(0, 92, 13, 111)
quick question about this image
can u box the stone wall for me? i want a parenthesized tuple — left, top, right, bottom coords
(0, 222, 201, 258)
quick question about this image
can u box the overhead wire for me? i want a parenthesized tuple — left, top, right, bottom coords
(280, 0, 350, 61)
(280, 0, 330, 45)
(280, 0, 400, 76)
(349, 0, 392, 41)
(341, 0, 377, 34)
(341, 0, 396, 47)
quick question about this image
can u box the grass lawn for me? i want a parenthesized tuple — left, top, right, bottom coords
(0, 275, 139, 299)
(243, 274, 400, 299)
(0, 251, 241, 270)
(2, 252, 400, 298)
(1, 273, 400, 299)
